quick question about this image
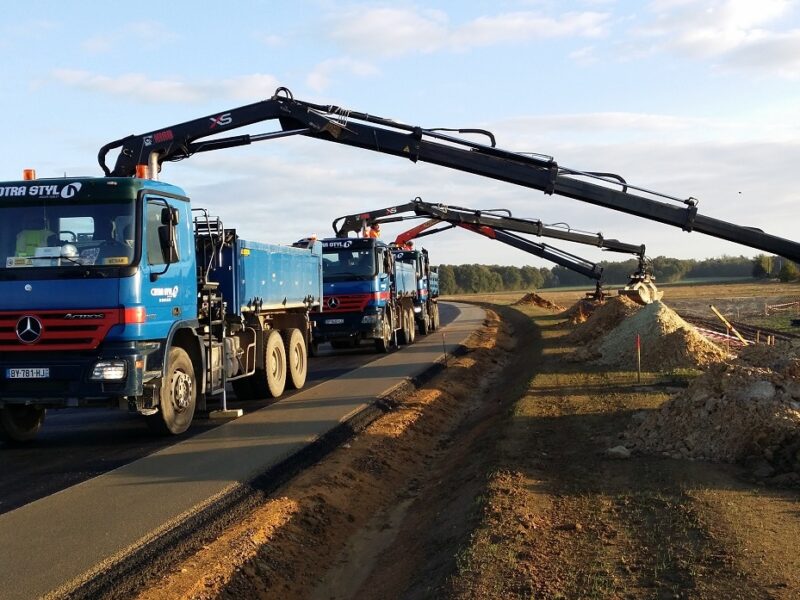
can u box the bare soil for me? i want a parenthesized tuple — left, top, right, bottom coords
(133, 286, 800, 599)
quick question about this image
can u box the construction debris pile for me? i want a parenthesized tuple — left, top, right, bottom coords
(626, 344, 800, 485)
(513, 292, 565, 312)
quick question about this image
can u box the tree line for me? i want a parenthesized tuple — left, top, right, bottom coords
(436, 254, 798, 295)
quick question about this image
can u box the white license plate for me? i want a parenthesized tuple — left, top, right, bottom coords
(7, 368, 50, 379)
(325, 318, 345, 325)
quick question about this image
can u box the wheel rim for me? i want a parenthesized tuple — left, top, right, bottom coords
(271, 346, 285, 378)
(171, 370, 193, 413)
(291, 342, 304, 371)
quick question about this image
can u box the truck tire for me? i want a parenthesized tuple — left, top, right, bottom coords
(431, 303, 440, 330)
(146, 346, 196, 435)
(419, 311, 430, 335)
(283, 328, 307, 390)
(406, 307, 416, 344)
(397, 309, 410, 345)
(0, 405, 46, 444)
(251, 330, 287, 398)
(375, 314, 392, 353)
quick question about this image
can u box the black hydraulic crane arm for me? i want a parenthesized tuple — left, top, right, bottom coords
(397, 219, 603, 281)
(98, 87, 800, 263)
(332, 197, 646, 258)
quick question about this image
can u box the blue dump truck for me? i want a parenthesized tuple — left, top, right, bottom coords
(0, 175, 321, 441)
(391, 248, 440, 334)
(311, 237, 417, 353)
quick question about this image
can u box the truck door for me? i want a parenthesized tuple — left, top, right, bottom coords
(139, 196, 196, 339)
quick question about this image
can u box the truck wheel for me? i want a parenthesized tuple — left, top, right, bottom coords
(397, 309, 410, 345)
(260, 330, 287, 398)
(420, 312, 430, 335)
(284, 328, 307, 390)
(0, 406, 46, 444)
(432, 304, 440, 330)
(407, 307, 416, 343)
(375, 315, 392, 353)
(146, 347, 196, 435)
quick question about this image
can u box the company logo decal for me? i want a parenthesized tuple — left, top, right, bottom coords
(16, 316, 43, 344)
(151, 286, 180, 303)
(327, 297, 340, 309)
(322, 240, 353, 249)
(60, 182, 82, 199)
(0, 182, 83, 199)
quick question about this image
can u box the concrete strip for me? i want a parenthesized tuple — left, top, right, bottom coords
(0, 302, 484, 600)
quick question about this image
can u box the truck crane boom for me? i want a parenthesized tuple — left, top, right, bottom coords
(333, 198, 661, 303)
(99, 87, 800, 263)
(397, 219, 610, 301)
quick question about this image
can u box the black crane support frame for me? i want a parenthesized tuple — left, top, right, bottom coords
(98, 87, 800, 263)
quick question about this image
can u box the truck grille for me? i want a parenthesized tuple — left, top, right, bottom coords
(0, 309, 120, 351)
(322, 293, 388, 313)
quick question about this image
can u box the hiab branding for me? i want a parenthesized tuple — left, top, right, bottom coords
(210, 113, 232, 128)
(0, 182, 82, 198)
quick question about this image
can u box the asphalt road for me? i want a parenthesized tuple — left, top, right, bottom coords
(0, 303, 460, 516)
(0, 301, 483, 600)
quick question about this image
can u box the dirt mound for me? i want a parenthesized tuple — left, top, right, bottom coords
(560, 298, 600, 324)
(592, 301, 728, 370)
(567, 296, 641, 343)
(512, 292, 565, 312)
(626, 347, 800, 483)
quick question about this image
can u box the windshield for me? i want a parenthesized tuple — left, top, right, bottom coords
(1, 198, 136, 271)
(322, 249, 376, 280)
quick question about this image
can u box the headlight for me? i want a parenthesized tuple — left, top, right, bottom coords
(413, 306, 422, 313)
(90, 360, 127, 381)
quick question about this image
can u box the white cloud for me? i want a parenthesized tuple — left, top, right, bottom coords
(639, 0, 800, 76)
(327, 7, 610, 58)
(306, 58, 380, 92)
(51, 70, 281, 103)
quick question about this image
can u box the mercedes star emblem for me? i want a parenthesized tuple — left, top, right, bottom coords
(327, 297, 340, 309)
(16, 316, 43, 344)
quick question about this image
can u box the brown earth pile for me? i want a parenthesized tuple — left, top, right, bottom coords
(566, 295, 641, 343)
(626, 344, 800, 484)
(591, 301, 729, 371)
(513, 292, 565, 312)
(559, 298, 600, 324)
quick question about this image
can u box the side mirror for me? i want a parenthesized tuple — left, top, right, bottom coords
(161, 207, 179, 225)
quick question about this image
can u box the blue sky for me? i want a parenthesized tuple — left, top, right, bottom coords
(2, 0, 799, 269)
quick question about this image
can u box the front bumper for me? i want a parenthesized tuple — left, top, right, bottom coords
(311, 310, 383, 342)
(0, 341, 160, 408)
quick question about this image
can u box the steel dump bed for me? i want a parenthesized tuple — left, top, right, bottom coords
(213, 237, 322, 315)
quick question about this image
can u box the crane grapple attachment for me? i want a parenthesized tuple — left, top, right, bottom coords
(619, 274, 663, 305)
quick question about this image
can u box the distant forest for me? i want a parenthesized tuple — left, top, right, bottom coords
(436, 254, 799, 295)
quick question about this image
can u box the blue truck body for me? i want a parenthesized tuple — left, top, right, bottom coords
(311, 237, 416, 352)
(391, 248, 441, 334)
(213, 237, 322, 313)
(0, 176, 321, 440)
